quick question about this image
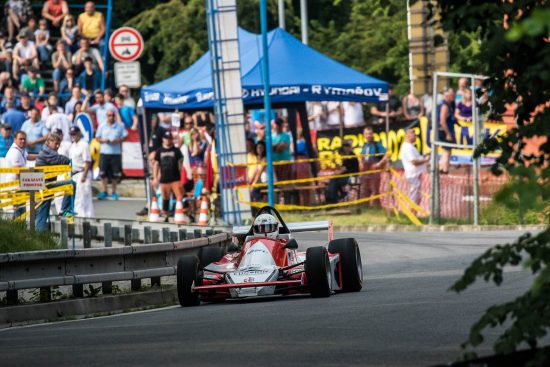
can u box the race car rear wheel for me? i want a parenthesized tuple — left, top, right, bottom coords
(177, 256, 201, 307)
(328, 238, 363, 292)
(305, 246, 332, 298)
(198, 246, 225, 268)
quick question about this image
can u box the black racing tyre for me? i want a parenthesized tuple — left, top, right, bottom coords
(305, 246, 332, 298)
(177, 256, 201, 307)
(328, 238, 363, 292)
(198, 246, 225, 268)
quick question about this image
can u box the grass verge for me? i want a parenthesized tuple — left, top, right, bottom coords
(0, 219, 59, 253)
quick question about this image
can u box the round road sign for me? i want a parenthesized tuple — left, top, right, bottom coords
(109, 27, 144, 62)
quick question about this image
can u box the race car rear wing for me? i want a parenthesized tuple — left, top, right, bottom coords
(232, 220, 334, 241)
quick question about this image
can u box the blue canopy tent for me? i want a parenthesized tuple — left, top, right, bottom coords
(141, 27, 388, 109)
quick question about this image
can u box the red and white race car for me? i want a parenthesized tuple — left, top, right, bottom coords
(176, 206, 363, 306)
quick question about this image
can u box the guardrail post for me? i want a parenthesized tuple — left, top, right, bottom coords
(102, 222, 113, 294)
(40, 287, 51, 302)
(60, 218, 68, 248)
(73, 283, 84, 298)
(124, 225, 132, 246)
(132, 228, 140, 243)
(178, 229, 187, 241)
(91, 225, 98, 239)
(144, 226, 152, 244)
(187, 231, 194, 240)
(194, 229, 202, 239)
(170, 232, 178, 242)
(104, 222, 112, 247)
(152, 229, 160, 243)
(83, 222, 92, 248)
(7, 290, 18, 305)
(206, 229, 214, 236)
(162, 228, 170, 242)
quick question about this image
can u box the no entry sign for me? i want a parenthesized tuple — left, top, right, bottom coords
(109, 27, 144, 62)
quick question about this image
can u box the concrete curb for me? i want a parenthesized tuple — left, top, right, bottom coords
(0, 287, 177, 327)
(333, 224, 548, 232)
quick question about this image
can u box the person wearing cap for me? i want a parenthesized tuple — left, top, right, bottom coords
(95, 109, 127, 200)
(21, 107, 48, 154)
(1, 101, 26, 135)
(12, 30, 39, 79)
(21, 66, 45, 95)
(154, 130, 184, 221)
(0, 123, 13, 158)
(69, 126, 94, 217)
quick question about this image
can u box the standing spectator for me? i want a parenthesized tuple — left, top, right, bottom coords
(51, 40, 71, 92)
(17, 91, 32, 118)
(307, 101, 326, 131)
(12, 31, 39, 79)
(35, 132, 75, 231)
(176, 114, 192, 148)
(95, 110, 127, 200)
(77, 1, 105, 48)
(60, 14, 78, 53)
(271, 117, 292, 182)
(0, 35, 12, 74)
(78, 57, 101, 93)
(114, 93, 137, 130)
(402, 90, 424, 124)
(360, 127, 387, 207)
(154, 131, 184, 221)
(21, 107, 47, 154)
(68, 126, 94, 217)
(189, 127, 207, 167)
(21, 66, 45, 95)
(249, 141, 267, 215)
(437, 88, 456, 174)
(5, 130, 34, 220)
(1, 101, 26, 134)
(246, 138, 257, 184)
(326, 140, 359, 204)
(325, 101, 341, 128)
(342, 102, 365, 128)
(370, 86, 402, 125)
(40, 92, 62, 121)
(455, 88, 473, 121)
(91, 88, 118, 126)
(44, 104, 71, 142)
(34, 19, 52, 63)
(58, 66, 76, 98)
(455, 77, 470, 104)
(4, 0, 34, 46)
(118, 84, 136, 109)
(72, 38, 103, 74)
(400, 128, 429, 206)
(41, 0, 68, 30)
(0, 123, 13, 157)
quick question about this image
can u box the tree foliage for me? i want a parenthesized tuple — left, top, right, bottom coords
(435, 0, 550, 362)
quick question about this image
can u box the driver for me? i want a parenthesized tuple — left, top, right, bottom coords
(252, 214, 279, 239)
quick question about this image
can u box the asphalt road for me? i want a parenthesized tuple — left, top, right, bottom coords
(0, 230, 535, 367)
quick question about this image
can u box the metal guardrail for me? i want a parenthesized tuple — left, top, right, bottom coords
(0, 232, 231, 305)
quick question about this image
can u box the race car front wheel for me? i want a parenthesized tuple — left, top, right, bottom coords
(177, 256, 201, 307)
(328, 238, 363, 292)
(198, 246, 225, 268)
(305, 246, 332, 298)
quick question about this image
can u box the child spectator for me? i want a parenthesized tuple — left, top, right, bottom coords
(12, 31, 39, 80)
(61, 14, 78, 53)
(5, 0, 34, 47)
(34, 18, 52, 63)
(114, 93, 137, 130)
(189, 127, 207, 167)
(21, 66, 45, 96)
(455, 88, 473, 121)
(51, 39, 71, 92)
(78, 57, 101, 92)
(41, 0, 68, 30)
(72, 38, 103, 74)
(77, 1, 105, 48)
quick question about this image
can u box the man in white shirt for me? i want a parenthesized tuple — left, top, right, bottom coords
(41, 93, 64, 122)
(68, 126, 94, 217)
(342, 101, 365, 127)
(5, 130, 34, 217)
(45, 106, 72, 142)
(324, 101, 341, 127)
(400, 128, 429, 206)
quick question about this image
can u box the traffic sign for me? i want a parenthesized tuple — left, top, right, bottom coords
(74, 112, 94, 143)
(20, 171, 45, 191)
(114, 62, 141, 88)
(109, 27, 144, 62)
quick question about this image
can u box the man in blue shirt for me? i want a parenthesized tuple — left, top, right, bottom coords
(95, 110, 128, 200)
(1, 101, 26, 137)
(271, 117, 293, 183)
(115, 93, 137, 129)
(0, 123, 13, 157)
(91, 89, 119, 126)
(360, 127, 388, 207)
(21, 107, 49, 154)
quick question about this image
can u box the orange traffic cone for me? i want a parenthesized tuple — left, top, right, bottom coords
(197, 196, 209, 226)
(149, 197, 161, 222)
(174, 200, 186, 225)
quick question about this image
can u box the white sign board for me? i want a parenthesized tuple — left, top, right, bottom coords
(20, 171, 45, 191)
(379, 93, 389, 102)
(114, 62, 141, 88)
(109, 27, 144, 62)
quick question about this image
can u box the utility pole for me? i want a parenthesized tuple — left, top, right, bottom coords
(300, 0, 308, 44)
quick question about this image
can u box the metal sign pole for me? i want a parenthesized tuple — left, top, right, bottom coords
(101, 0, 113, 91)
(28, 168, 35, 232)
(429, 73, 439, 224)
(471, 76, 480, 225)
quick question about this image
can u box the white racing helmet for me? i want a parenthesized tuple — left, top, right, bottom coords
(252, 214, 279, 238)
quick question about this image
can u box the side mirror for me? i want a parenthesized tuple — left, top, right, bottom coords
(227, 243, 239, 253)
(284, 239, 298, 250)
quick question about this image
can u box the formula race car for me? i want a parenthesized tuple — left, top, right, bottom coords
(176, 206, 363, 306)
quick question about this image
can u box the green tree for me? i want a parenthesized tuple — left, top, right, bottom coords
(434, 0, 550, 362)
